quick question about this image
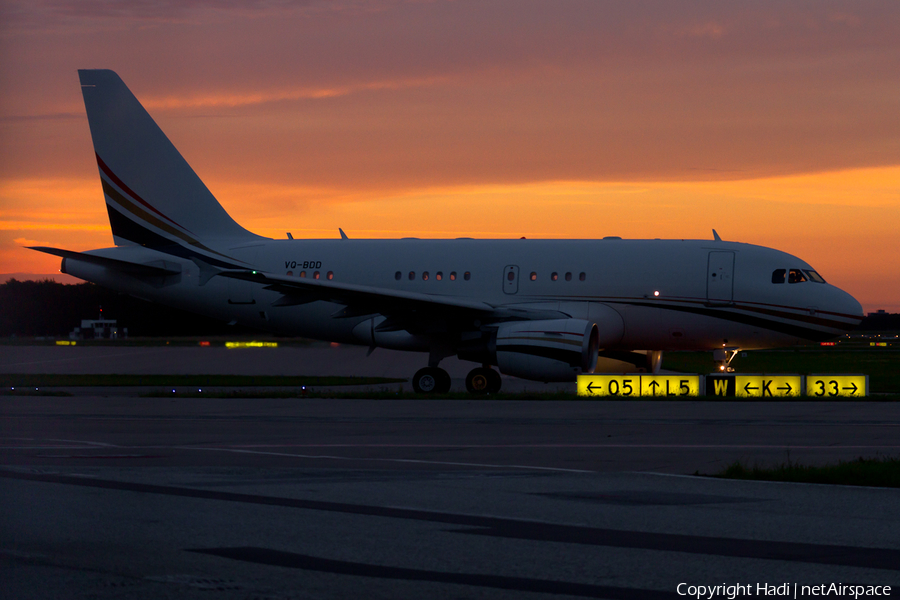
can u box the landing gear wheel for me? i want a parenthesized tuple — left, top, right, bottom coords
(413, 367, 451, 394)
(466, 367, 501, 394)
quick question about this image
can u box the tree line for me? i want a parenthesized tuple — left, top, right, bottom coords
(0, 279, 255, 337)
(1, 278, 897, 338)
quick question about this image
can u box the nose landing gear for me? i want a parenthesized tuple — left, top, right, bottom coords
(713, 347, 739, 372)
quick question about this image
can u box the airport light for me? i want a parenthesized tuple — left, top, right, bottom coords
(225, 341, 278, 349)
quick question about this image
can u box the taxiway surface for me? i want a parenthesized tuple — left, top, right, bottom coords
(2, 345, 899, 599)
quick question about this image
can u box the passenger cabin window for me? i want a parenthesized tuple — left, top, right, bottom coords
(530, 272, 537, 281)
(551, 272, 558, 281)
(436, 272, 442, 281)
(299, 271, 306, 278)
(313, 271, 320, 280)
(788, 269, 807, 284)
(565, 272, 572, 281)
(422, 271, 429, 281)
(772, 269, 785, 284)
(579, 272, 586, 281)
(327, 271, 334, 280)
(464, 271, 471, 281)
(395, 271, 401, 280)
(409, 271, 415, 280)
(450, 272, 457, 281)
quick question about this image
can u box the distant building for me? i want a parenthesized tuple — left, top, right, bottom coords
(859, 310, 900, 332)
(69, 308, 127, 339)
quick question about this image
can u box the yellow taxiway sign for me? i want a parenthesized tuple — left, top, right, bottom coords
(735, 375, 802, 398)
(806, 374, 867, 398)
(578, 374, 700, 397)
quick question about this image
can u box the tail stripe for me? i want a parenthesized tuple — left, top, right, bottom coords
(101, 178, 195, 246)
(99, 165, 246, 265)
(105, 204, 242, 269)
(96, 153, 191, 233)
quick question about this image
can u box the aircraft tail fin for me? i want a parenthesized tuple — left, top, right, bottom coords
(78, 70, 260, 250)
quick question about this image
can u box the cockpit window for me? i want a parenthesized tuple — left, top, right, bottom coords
(772, 269, 785, 284)
(788, 269, 807, 284)
(804, 269, 826, 283)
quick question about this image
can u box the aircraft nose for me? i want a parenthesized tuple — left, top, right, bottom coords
(830, 285, 864, 330)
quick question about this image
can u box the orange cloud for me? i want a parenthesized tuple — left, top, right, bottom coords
(142, 75, 456, 109)
(3, 166, 897, 312)
(0, 222, 107, 231)
(2, 1, 898, 315)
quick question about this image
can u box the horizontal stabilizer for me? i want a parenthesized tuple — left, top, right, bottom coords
(28, 246, 181, 278)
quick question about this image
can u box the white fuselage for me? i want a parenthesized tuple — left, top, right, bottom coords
(65, 237, 863, 358)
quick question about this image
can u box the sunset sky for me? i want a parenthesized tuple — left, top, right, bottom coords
(1, 0, 898, 312)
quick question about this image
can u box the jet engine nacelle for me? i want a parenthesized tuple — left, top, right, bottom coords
(495, 319, 600, 382)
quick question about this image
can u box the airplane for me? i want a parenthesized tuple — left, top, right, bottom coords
(30, 70, 864, 393)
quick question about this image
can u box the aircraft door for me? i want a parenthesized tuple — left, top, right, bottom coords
(503, 265, 519, 294)
(707, 251, 734, 305)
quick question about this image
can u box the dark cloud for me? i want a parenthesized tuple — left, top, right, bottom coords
(1, 0, 898, 185)
(0, 0, 401, 31)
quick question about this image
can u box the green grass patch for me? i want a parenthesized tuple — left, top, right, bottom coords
(664, 349, 900, 393)
(144, 389, 579, 400)
(142, 389, 900, 401)
(0, 374, 404, 388)
(581, 394, 900, 402)
(711, 456, 900, 488)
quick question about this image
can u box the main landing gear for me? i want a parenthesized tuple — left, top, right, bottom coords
(465, 367, 502, 394)
(412, 367, 451, 393)
(411, 365, 503, 394)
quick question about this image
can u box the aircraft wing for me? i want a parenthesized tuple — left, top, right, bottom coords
(218, 270, 569, 328)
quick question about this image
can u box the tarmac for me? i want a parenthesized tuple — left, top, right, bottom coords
(2, 344, 899, 599)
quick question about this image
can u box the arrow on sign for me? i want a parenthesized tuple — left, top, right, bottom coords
(743, 383, 759, 394)
(777, 382, 793, 393)
(648, 381, 660, 393)
(843, 382, 858, 394)
(586, 381, 600, 394)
